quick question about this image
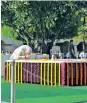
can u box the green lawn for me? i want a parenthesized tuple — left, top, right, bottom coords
(1, 77, 87, 103)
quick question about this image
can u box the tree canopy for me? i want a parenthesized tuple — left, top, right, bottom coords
(1, 1, 87, 44)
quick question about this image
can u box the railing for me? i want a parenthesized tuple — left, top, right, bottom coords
(4, 59, 87, 86)
(5, 60, 62, 86)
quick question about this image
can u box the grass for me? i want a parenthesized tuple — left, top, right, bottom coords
(1, 77, 87, 103)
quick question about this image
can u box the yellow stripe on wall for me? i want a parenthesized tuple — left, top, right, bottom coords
(54, 63, 56, 86)
(47, 63, 49, 85)
(44, 63, 46, 85)
(21, 62, 23, 83)
(18, 62, 19, 83)
(40, 63, 42, 85)
(15, 62, 16, 83)
(51, 63, 52, 86)
(6, 62, 8, 82)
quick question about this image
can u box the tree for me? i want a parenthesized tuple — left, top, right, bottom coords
(1, 1, 87, 44)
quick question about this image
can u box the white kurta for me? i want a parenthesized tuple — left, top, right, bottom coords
(10, 45, 32, 60)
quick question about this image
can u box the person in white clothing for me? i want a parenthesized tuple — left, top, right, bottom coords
(79, 50, 86, 59)
(10, 45, 32, 60)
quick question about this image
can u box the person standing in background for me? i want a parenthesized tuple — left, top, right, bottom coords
(40, 41, 49, 54)
(79, 49, 86, 59)
(47, 41, 53, 58)
(68, 40, 75, 58)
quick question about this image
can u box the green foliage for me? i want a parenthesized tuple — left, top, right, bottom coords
(1, 1, 87, 43)
(1, 25, 18, 38)
(73, 33, 87, 43)
(1, 25, 21, 42)
(73, 17, 87, 43)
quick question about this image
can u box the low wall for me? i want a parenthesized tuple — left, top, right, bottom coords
(4, 59, 87, 86)
(1, 54, 10, 76)
(1, 54, 49, 76)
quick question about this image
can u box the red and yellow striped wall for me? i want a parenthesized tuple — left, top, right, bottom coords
(4, 59, 87, 86)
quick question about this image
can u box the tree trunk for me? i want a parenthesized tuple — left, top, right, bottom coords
(25, 38, 29, 45)
(83, 15, 86, 51)
(23, 35, 29, 45)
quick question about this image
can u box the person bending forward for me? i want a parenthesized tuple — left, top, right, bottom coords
(10, 45, 32, 60)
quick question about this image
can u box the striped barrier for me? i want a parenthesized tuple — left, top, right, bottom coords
(64, 62, 87, 86)
(4, 59, 87, 86)
(1, 54, 10, 76)
(4, 60, 61, 86)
